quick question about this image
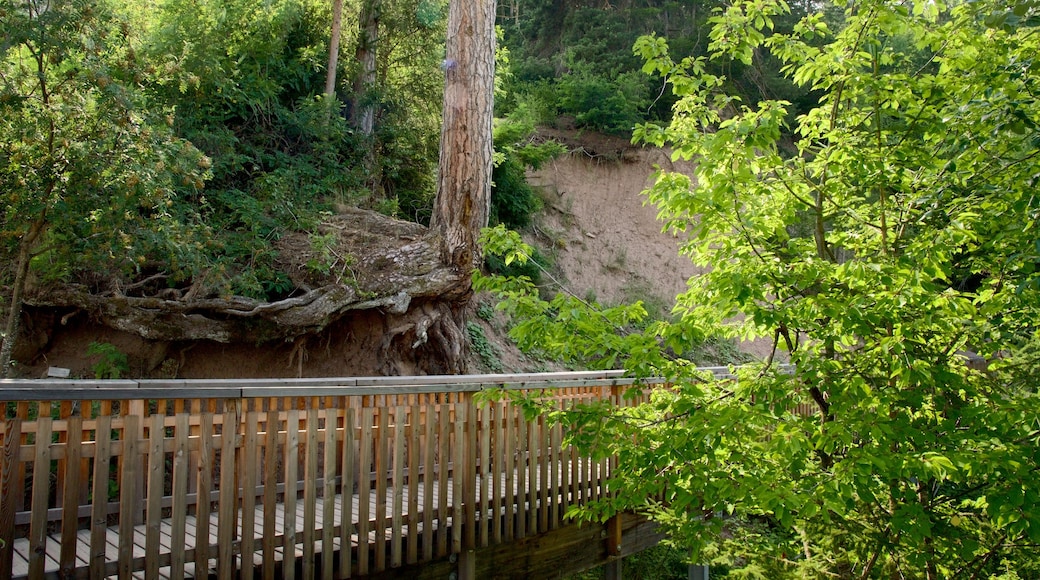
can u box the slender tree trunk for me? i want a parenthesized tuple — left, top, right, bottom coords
(0, 219, 47, 377)
(430, 0, 496, 271)
(352, 0, 380, 135)
(325, 0, 344, 98)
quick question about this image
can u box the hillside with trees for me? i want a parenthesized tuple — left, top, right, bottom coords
(2, 0, 497, 376)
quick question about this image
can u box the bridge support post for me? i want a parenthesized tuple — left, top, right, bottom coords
(456, 549, 476, 580)
(604, 515, 623, 580)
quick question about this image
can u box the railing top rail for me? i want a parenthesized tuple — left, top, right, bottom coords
(0, 366, 765, 401)
(0, 370, 657, 401)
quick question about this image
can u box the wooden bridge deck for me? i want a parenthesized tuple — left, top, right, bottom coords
(11, 466, 594, 579)
(0, 371, 681, 580)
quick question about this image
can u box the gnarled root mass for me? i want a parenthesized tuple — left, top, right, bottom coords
(24, 208, 474, 376)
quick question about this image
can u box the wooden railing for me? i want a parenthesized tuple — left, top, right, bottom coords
(0, 370, 687, 580)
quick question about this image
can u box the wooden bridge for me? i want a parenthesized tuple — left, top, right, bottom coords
(0, 370, 711, 580)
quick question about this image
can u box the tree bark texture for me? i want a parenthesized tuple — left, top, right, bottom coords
(352, 0, 380, 135)
(0, 219, 47, 377)
(430, 0, 496, 272)
(325, 0, 345, 98)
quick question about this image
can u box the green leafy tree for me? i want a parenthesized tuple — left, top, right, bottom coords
(480, 0, 1040, 576)
(0, 0, 208, 374)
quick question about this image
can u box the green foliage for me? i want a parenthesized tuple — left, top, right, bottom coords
(484, 0, 1040, 576)
(480, 225, 551, 286)
(0, 0, 211, 285)
(490, 117, 563, 230)
(87, 342, 130, 379)
(567, 543, 690, 580)
(556, 69, 651, 135)
(466, 321, 503, 374)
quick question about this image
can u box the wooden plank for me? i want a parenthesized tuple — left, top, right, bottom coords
(262, 407, 279, 580)
(421, 404, 435, 561)
(503, 402, 515, 543)
(321, 404, 337, 580)
(170, 413, 190, 580)
(515, 409, 526, 540)
(0, 416, 21, 577)
(302, 404, 319, 580)
(59, 412, 83, 578)
(89, 413, 113, 579)
(539, 413, 549, 533)
(406, 405, 420, 565)
(478, 403, 490, 548)
(240, 407, 259, 580)
(55, 401, 71, 510)
(374, 406, 389, 572)
(550, 402, 563, 530)
(195, 408, 214, 579)
(14, 402, 29, 515)
(436, 403, 449, 558)
(452, 400, 465, 553)
(527, 416, 538, 534)
(339, 403, 355, 578)
(491, 401, 504, 544)
(28, 414, 53, 579)
(218, 400, 241, 580)
(126, 399, 146, 528)
(282, 406, 300, 580)
(357, 407, 373, 576)
(117, 413, 139, 580)
(145, 413, 165, 580)
(390, 406, 405, 568)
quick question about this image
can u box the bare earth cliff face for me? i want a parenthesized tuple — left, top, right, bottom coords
(13, 131, 763, 379)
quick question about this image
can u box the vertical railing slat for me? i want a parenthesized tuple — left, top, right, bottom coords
(145, 413, 164, 580)
(550, 399, 563, 530)
(262, 405, 279, 580)
(478, 403, 490, 548)
(302, 403, 319, 580)
(451, 400, 465, 554)
(436, 402, 450, 558)
(321, 403, 337, 580)
(241, 404, 259, 580)
(89, 413, 112, 579)
(218, 399, 241, 580)
(171, 412, 190, 580)
(283, 404, 300, 580)
(421, 403, 435, 561)
(515, 408, 526, 540)
(390, 406, 405, 568)
(526, 417, 538, 534)
(491, 401, 504, 544)
(503, 401, 515, 543)
(59, 413, 83, 578)
(28, 413, 52, 579)
(374, 405, 389, 572)
(357, 407, 373, 576)
(195, 406, 215, 578)
(117, 413, 139, 580)
(406, 404, 420, 564)
(339, 402, 355, 578)
(0, 415, 21, 577)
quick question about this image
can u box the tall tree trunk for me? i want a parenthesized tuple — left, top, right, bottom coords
(352, 0, 380, 136)
(325, 0, 344, 98)
(430, 0, 496, 271)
